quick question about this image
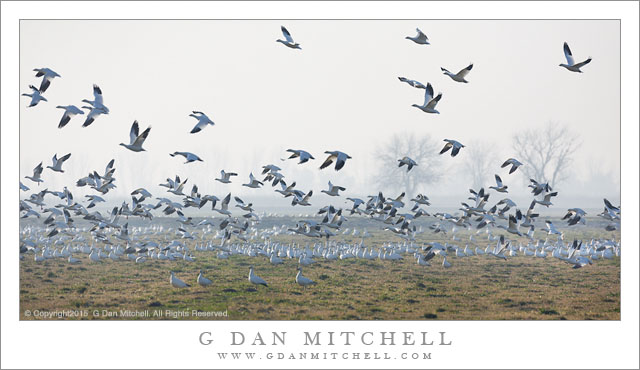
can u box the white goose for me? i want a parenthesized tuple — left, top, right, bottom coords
(319, 151, 352, 171)
(46, 153, 71, 173)
(120, 121, 151, 152)
(276, 26, 301, 49)
(405, 28, 430, 45)
(56, 105, 85, 128)
(189, 111, 215, 134)
(170, 151, 203, 164)
(320, 181, 346, 197)
(25, 162, 44, 184)
(501, 158, 523, 174)
(248, 266, 268, 287)
(295, 266, 316, 290)
(441, 63, 473, 83)
(170, 271, 190, 288)
(197, 270, 213, 287)
(286, 149, 315, 164)
(439, 139, 465, 157)
(411, 82, 441, 114)
(242, 173, 264, 188)
(489, 174, 508, 193)
(22, 85, 47, 107)
(559, 42, 592, 73)
(33, 67, 61, 92)
(215, 170, 238, 184)
(398, 156, 418, 172)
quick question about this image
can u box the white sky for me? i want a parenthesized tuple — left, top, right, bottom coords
(19, 20, 620, 211)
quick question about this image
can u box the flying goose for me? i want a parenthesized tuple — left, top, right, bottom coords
(411, 194, 430, 205)
(120, 121, 151, 152)
(398, 77, 427, 89)
(441, 63, 473, 83)
(501, 158, 523, 174)
(248, 266, 268, 287)
(234, 196, 253, 212)
(33, 68, 61, 93)
(170, 271, 190, 288)
(81, 105, 109, 127)
(488, 235, 509, 259)
(398, 156, 418, 171)
(19, 181, 30, 192)
(197, 270, 213, 287)
(321, 181, 346, 197)
(189, 111, 215, 134)
(286, 149, 315, 164)
(276, 26, 301, 49)
(295, 266, 316, 290)
(320, 151, 352, 171)
(170, 151, 203, 164)
(559, 42, 592, 73)
(497, 215, 522, 237)
(439, 139, 465, 157)
(528, 179, 552, 195)
(46, 153, 71, 173)
(215, 170, 238, 184)
(405, 28, 430, 45)
(489, 174, 508, 193)
(411, 82, 441, 114)
(55, 105, 84, 128)
(242, 173, 264, 188)
(22, 85, 47, 107)
(82, 84, 109, 112)
(291, 190, 313, 206)
(534, 192, 558, 207)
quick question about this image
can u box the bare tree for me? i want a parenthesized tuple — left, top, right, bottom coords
(462, 140, 499, 189)
(373, 133, 443, 198)
(512, 122, 580, 188)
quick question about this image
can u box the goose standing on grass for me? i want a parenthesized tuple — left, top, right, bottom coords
(248, 266, 268, 287)
(489, 174, 508, 193)
(56, 105, 84, 128)
(120, 121, 151, 152)
(501, 158, 523, 174)
(439, 139, 465, 157)
(398, 156, 418, 172)
(46, 153, 71, 173)
(24, 162, 44, 185)
(170, 151, 203, 164)
(215, 170, 237, 184)
(242, 173, 264, 188)
(321, 181, 346, 197)
(398, 77, 427, 89)
(197, 270, 213, 287)
(22, 85, 47, 107)
(276, 26, 301, 49)
(405, 28, 430, 45)
(442, 256, 452, 268)
(441, 63, 473, 83)
(295, 266, 316, 290)
(286, 149, 315, 164)
(170, 271, 190, 288)
(559, 42, 592, 73)
(411, 82, 442, 114)
(33, 68, 61, 93)
(319, 151, 352, 171)
(188, 111, 215, 134)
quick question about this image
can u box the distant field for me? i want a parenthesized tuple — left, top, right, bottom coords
(19, 217, 620, 320)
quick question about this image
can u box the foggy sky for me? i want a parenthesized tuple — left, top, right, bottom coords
(19, 20, 620, 213)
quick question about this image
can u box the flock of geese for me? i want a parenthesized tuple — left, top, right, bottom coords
(20, 26, 618, 292)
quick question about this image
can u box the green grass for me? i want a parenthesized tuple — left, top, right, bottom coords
(19, 224, 621, 320)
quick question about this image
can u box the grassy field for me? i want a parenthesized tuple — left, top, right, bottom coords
(19, 219, 620, 320)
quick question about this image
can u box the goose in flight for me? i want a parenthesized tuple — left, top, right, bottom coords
(411, 82, 442, 114)
(46, 153, 71, 173)
(542, 220, 562, 236)
(405, 28, 430, 45)
(439, 139, 465, 157)
(398, 156, 418, 172)
(488, 235, 509, 259)
(189, 111, 215, 134)
(215, 170, 238, 184)
(33, 68, 61, 93)
(170, 271, 190, 288)
(120, 121, 151, 152)
(295, 266, 317, 290)
(55, 105, 85, 128)
(170, 151, 203, 164)
(398, 77, 426, 89)
(321, 181, 346, 197)
(82, 84, 109, 112)
(81, 105, 109, 127)
(411, 194, 430, 206)
(248, 266, 268, 287)
(292, 190, 313, 206)
(85, 194, 106, 209)
(276, 26, 301, 49)
(489, 175, 508, 193)
(242, 173, 264, 188)
(497, 215, 522, 237)
(22, 85, 47, 107)
(213, 193, 232, 216)
(19, 181, 30, 192)
(529, 179, 552, 195)
(501, 158, 523, 174)
(534, 191, 558, 207)
(559, 42, 592, 73)
(320, 151, 352, 171)
(234, 196, 253, 212)
(441, 63, 473, 83)
(197, 270, 213, 287)
(286, 149, 315, 164)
